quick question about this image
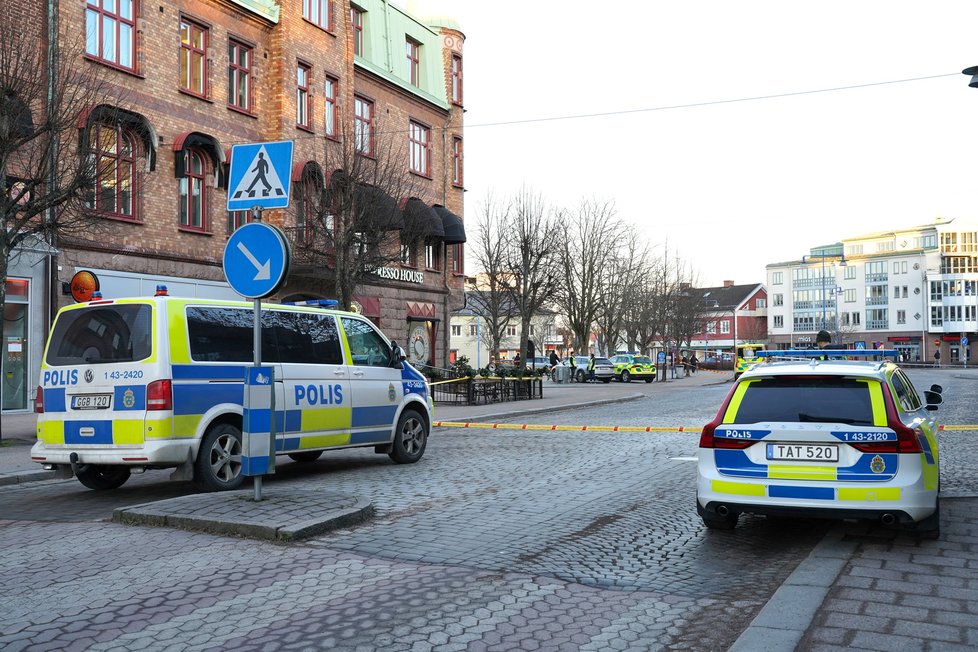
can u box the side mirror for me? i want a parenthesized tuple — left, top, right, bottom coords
(923, 389, 943, 410)
(389, 341, 406, 369)
(930, 384, 943, 394)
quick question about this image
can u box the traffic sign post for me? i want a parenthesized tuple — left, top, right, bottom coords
(223, 221, 291, 501)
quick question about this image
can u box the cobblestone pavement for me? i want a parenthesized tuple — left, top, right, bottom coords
(0, 369, 976, 650)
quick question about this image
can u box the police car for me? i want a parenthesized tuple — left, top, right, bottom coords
(31, 290, 432, 491)
(696, 350, 943, 537)
(609, 354, 657, 383)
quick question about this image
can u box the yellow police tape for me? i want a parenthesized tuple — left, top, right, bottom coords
(432, 421, 978, 432)
(433, 421, 696, 432)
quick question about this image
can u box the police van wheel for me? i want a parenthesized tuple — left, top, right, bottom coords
(194, 423, 244, 492)
(389, 409, 427, 464)
(75, 465, 131, 490)
(288, 451, 323, 463)
(621, 370, 631, 383)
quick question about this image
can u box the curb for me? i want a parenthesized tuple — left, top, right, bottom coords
(729, 527, 856, 651)
(0, 470, 56, 486)
(112, 490, 375, 541)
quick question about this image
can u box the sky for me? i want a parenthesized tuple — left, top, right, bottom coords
(405, 0, 978, 287)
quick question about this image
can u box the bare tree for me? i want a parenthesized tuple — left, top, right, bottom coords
(288, 127, 431, 311)
(663, 255, 699, 349)
(1, 20, 115, 343)
(595, 235, 648, 356)
(469, 193, 516, 361)
(556, 199, 625, 354)
(505, 187, 561, 364)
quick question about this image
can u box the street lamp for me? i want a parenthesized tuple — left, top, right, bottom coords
(801, 252, 847, 336)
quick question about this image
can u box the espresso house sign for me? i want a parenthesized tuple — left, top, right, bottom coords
(373, 267, 424, 284)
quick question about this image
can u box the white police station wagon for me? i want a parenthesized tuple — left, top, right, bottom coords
(32, 290, 432, 491)
(697, 350, 943, 537)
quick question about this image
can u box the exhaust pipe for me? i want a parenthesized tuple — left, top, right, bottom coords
(881, 513, 897, 525)
(716, 505, 730, 517)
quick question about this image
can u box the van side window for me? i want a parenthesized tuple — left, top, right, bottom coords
(187, 307, 263, 362)
(267, 311, 342, 365)
(341, 317, 391, 367)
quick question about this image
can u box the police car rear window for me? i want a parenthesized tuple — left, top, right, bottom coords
(187, 307, 342, 365)
(46, 305, 152, 365)
(733, 376, 876, 426)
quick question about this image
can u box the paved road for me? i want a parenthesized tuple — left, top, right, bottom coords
(1, 368, 975, 650)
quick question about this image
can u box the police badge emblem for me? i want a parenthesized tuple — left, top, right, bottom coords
(870, 454, 886, 474)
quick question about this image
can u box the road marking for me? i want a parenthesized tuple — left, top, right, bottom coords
(671, 456, 698, 462)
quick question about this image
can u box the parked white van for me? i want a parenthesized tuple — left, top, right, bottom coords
(31, 290, 432, 491)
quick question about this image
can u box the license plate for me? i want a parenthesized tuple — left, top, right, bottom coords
(71, 394, 111, 410)
(766, 443, 839, 462)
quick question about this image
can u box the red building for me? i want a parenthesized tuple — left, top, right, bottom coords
(689, 281, 768, 355)
(4, 0, 466, 412)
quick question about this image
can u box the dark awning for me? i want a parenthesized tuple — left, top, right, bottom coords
(402, 197, 444, 240)
(324, 170, 402, 230)
(173, 131, 226, 187)
(433, 205, 466, 244)
(78, 104, 159, 171)
(357, 183, 402, 230)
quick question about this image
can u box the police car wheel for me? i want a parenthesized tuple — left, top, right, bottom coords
(288, 451, 323, 463)
(644, 378, 653, 383)
(389, 409, 427, 464)
(701, 511, 739, 530)
(576, 369, 586, 383)
(621, 370, 631, 383)
(75, 465, 131, 490)
(194, 423, 244, 492)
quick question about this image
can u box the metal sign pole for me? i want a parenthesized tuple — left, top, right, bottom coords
(249, 206, 277, 501)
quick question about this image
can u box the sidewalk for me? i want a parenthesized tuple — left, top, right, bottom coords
(5, 369, 974, 648)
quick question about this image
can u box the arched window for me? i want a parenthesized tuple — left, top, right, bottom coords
(295, 164, 325, 244)
(179, 148, 206, 230)
(87, 123, 137, 220)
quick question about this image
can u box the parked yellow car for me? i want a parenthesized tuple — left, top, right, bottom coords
(609, 354, 657, 383)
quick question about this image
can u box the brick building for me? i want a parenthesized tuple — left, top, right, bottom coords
(3, 0, 466, 413)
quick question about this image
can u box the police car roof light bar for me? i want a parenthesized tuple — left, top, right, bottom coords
(756, 349, 899, 360)
(283, 299, 340, 308)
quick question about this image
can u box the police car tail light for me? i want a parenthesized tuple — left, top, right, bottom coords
(872, 383, 922, 454)
(147, 379, 172, 411)
(699, 387, 742, 449)
(35, 385, 44, 414)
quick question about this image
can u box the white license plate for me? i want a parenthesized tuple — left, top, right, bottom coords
(71, 394, 111, 410)
(766, 443, 839, 462)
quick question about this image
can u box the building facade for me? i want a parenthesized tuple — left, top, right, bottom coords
(766, 218, 978, 363)
(686, 281, 768, 355)
(3, 0, 466, 413)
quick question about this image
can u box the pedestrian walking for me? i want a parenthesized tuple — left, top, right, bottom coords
(681, 354, 690, 377)
(549, 350, 560, 367)
(934, 349, 941, 368)
(690, 354, 698, 374)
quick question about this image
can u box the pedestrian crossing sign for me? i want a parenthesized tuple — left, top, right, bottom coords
(227, 140, 294, 211)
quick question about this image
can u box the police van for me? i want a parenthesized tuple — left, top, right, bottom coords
(31, 290, 432, 491)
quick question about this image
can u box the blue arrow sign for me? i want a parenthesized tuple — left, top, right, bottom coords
(962, 336, 969, 347)
(223, 223, 291, 299)
(227, 140, 294, 211)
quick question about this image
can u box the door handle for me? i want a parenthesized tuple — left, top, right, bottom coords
(353, 370, 365, 377)
(334, 369, 346, 375)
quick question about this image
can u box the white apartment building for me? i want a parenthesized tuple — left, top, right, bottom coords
(766, 217, 978, 363)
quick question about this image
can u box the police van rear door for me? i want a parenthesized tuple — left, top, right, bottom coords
(39, 300, 156, 447)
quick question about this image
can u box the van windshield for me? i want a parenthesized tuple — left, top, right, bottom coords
(46, 304, 152, 365)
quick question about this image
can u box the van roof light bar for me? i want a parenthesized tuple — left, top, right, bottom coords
(283, 299, 340, 308)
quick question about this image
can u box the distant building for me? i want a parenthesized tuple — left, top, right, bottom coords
(687, 281, 768, 354)
(766, 217, 978, 363)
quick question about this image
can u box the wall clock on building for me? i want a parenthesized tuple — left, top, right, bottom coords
(409, 324, 430, 365)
